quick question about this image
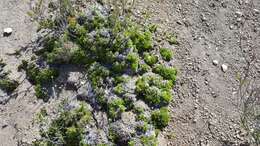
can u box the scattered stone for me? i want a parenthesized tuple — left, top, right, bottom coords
(1, 124, 8, 129)
(176, 20, 182, 25)
(3, 28, 13, 36)
(229, 25, 234, 30)
(212, 60, 219, 66)
(253, 9, 259, 14)
(235, 11, 243, 17)
(221, 64, 228, 72)
(201, 14, 207, 21)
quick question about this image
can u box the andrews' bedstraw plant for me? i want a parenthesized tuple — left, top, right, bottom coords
(144, 52, 158, 66)
(18, 60, 58, 99)
(151, 107, 170, 130)
(136, 74, 173, 107)
(153, 64, 177, 83)
(27, 0, 178, 145)
(160, 48, 173, 61)
(108, 98, 127, 120)
(0, 59, 19, 94)
(33, 102, 92, 146)
(127, 52, 140, 73)
(0, 79, 19, 94)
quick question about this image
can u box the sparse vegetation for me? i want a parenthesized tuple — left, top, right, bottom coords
(167, 34, 179, 45)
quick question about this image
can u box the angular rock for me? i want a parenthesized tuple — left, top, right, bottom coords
(221, 64, 228, 72)
(3, 28, 12, 36)
(212, 60, 219, 66)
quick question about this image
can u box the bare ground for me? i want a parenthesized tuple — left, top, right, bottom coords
(0, 0, 260, 146)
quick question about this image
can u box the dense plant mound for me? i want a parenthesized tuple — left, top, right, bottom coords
(0, 60, 18, 97)
(26, 1, 177, 146)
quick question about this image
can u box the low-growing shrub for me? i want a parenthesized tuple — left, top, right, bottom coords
(136, 75, 173, 107)
(46, 47, 72, 64)
(28, 1, 178, 145)
(160, 48, 173, 61)
(88, 62, 110, 87)
(112, 61, 126, 74)
(153, 64, 177, 83)
(127, 52, 140, 73)
(139, 63, 151, 74)
(151, 107, 170, 129)
(144, 53, 158, 66)
(136, 122, 148, 133)
(167, 34, 179, 45)
(35, 84, 47, 100)
(114, 83, 124, 95)
(0, 79, 19, 94)
(125, 27, 153, 52)
(108, 99, 126, 120)
(36, 68, 59, 84)
(33, 103, 92, 146)
(140, 135, 158, 146)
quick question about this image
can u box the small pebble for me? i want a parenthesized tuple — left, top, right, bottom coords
(221, 64, 228, 72)
(229, 25, 234, 30)
(3, 28, 13, 36)
(213, 60, 219, 66)
(235, 11, 243, 17)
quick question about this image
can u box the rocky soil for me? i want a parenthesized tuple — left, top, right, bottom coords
(0, 0, 260, 146)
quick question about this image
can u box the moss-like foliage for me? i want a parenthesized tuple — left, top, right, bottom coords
(35, 84, 48, 100)
(19, 61, 58, 100)
(0, 59, 19, 94)
(141, 135, 158, 146)
(27, 1, 178, 145)
(33, 103, 92, 146)
(144, 53, 158, 66)
(160, 48, 173, 61)
(151, 107, 170, 129)
(127, 52, 140, 73)
(167, 34, 179, 45)
(108, 99, 126, 120)
(136, 74, 173, 107)
(0, 79, 19, 94)
(125, 27, 153, 52)
(153, 64, 177, 83)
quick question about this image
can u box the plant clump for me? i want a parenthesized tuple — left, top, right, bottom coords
(18, 60, 58, 100)
(160, 48, 173, 61)
(26, 1, 178, 145)
(33, 102, 92, 146)
(0, 59, 19, 94)
(136, 74, 173, 107)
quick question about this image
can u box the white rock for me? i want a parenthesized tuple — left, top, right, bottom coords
(254, 9, 259, 14)
(221, 64, 228, 72)
(212, 60, 219, 66)
(3, 28, 13, 35)
(235, 11, 243, 17)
